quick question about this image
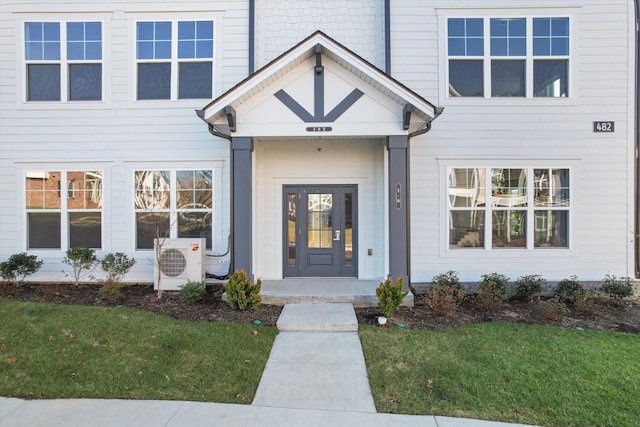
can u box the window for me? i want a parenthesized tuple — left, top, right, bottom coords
(24, 21, 102, 101)
(26, 171, 103, 249)
(136, 20, 213, 100)
(448, 167, 569, 249)
(134, 170, 213, 250)
(447, 16, 569, 98)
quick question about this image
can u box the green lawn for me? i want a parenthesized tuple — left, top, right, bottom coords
(0, 301, 277, 403)
(360, 322, 640, 427)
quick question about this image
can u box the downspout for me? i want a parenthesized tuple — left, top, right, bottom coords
(384, 0, 391, 74)
(249, 0, 255, 74)
(635, 0, 639, 278)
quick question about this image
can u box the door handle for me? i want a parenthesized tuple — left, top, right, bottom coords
(333, 230, 341, 241)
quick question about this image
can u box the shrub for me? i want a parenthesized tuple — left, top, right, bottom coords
(425, 284, 465, 317)
(224, 270, 262, 310)
(0, 252, 43, 286)
(476, 273, 510, 311)
(98, 280, 122, 303)
(101, 253, 136, 284)
(537, 296, 569, 321)
(376, 276, 409, 318)
(600, 274, 633, 299)
(513, 274, 547, 302)
(180, 280, 207, 303)
(432, 270, 464, 290)
(555, 275, 584, 303)
(62, 247, 98, 285)
(573, 290, 600, 316)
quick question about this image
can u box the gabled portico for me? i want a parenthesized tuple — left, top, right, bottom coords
(197, 31, 441, 285)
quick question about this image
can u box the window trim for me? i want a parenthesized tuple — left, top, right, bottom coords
(436, 8, 579, 106)
(127, 12, 223, 107)
(438, 159, 579, 259)
(18, 15, 110, 108)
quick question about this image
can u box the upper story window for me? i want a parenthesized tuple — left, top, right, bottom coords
(24, 21, 102, 101)
(136, 20, 214, 100)
(447, 17, 569, 99)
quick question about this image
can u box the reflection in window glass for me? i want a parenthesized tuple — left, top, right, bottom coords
(491, 60, 525, 97)
(307, 193, 332, 249)
(449, 60, 484, 97)
(287, 193, 297, 266)
(448, 169, 486, 249)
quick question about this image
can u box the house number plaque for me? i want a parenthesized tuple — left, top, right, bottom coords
(593, 121, 614, 132)
(395, 183, 401, 209)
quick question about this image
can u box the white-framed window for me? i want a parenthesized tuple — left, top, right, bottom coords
(134, 169, 214, 250)
(446, 16, 570, 98)
(135, 19, 214, 100)
(25, 170, 103, 249)
(448, 167, 570, 250)
(24, 21, 103, 101)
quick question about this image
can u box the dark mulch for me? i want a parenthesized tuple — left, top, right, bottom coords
(1, 282, 639, 333)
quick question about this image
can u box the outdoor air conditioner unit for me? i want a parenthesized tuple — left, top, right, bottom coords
(154, 238, 205, 291)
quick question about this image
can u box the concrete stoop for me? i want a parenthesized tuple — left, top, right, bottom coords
(252, 303, 377, 413)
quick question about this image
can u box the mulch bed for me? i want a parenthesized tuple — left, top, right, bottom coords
(1, 282, 639, 333)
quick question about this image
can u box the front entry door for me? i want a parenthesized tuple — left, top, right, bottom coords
(284, 185, 357, 277)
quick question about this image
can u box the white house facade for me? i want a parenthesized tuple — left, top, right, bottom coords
(0, 0, 638, 286)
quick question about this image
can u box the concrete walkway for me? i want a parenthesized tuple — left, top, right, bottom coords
(0, 303, 537, 427)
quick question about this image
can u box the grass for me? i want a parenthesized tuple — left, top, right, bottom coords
(0, 301, 277, 403)
(360, 322, 640, 427)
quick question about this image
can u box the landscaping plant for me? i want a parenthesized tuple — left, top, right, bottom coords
(554, 275, 584, 303)
(62, 247, 98, 285)
(536, 296, 569, 321)
(425, 271, 465, 317)
(180, 280, 207, 303)
(513, 274, 547, 302)
(98, 252, 136, 303)
(224, 269, 262, 310)
(599, 274, 634, 299)
(375, 276, 409, 318)
(476, 272, 510, 311)
(0, 252, 43, 286)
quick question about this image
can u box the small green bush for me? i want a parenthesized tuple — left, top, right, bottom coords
(600, 274, 633, 299)
(376, 276, 409, 318)
(180, 280, 207, 303)
(537, 296, 569, 321)
(0, 252, 43, 286)
(98, 279, 122, 303)
(555, 275, 584, 303)
(513, 274, 547, 302)
(425, 284, 465, 317)
(224, 270, 262, 310)
(63, 247, 98, 285)
(476, 273, 510, 311)
(432, 270, 464, 290)
(101, 252, 136, 284)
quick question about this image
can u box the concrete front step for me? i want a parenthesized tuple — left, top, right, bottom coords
(276, 303, 358, 332)
(260, 278, 414, 308)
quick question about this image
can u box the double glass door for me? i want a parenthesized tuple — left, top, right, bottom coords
(284, 185, 357, 277)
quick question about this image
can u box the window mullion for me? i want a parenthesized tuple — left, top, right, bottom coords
(526, 18, 533, 98)
(484, 167, 492, 249)
(170, 170, 177, 238)
(483, 17, 491, 99)
(171, 21, 178, 100)
(60, 22, 69, 102)
(526, 168, 534, 249)
(60, 171, 69, 249)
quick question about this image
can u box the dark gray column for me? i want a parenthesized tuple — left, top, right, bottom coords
(231, 137, 253, 279)
(387, 135, 409, 286)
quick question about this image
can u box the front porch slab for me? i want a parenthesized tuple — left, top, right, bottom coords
(258, 278, 414, 307)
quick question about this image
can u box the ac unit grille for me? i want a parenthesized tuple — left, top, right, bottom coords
(159, 248, 187, 277)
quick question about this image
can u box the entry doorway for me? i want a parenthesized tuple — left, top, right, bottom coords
(283, 185, 357, 277)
